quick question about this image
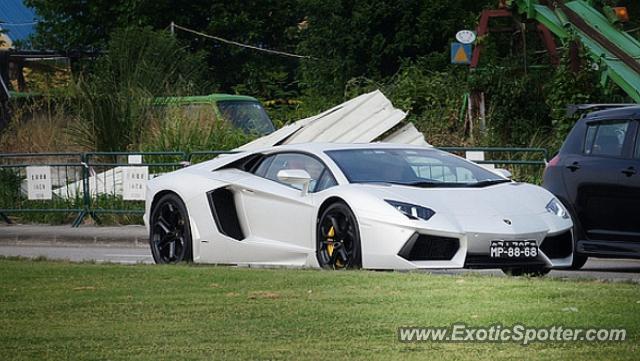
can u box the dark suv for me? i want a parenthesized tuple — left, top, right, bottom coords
(543, 105, 640, 269)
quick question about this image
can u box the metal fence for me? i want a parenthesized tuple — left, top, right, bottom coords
(439, 147, 548, 166)
(0, 147, 547, 227)
(0, 152, 85, 225)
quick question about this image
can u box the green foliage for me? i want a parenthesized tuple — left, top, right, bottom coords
(20, 0, 640, 157)
(544, 42, 630, 148)
(0, 168, 81, 224)
(26, 0, 303, 101)
(468, 66, 552, 147)
(139, 107, 253, 153)
(204, 0, 302, 100)
(0, 169, 21, 204)
(384, 62, 469, 146)
(27, 0, 493, 102)
(25, 0, 210, 51)
(297, 0, 492, 101)
(67, 26, 210, 151)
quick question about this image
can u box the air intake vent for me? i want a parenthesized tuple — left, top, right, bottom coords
(207, 187, 244, 241)
(398, 234, 459, 261)
(540, 231, 573, 259)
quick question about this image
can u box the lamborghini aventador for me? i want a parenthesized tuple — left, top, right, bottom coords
(144, 143, 574, 275)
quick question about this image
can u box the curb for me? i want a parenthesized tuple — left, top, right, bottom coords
(0, 225, 148, 246)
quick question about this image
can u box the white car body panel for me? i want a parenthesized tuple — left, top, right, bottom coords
(145, 143, 574, 270)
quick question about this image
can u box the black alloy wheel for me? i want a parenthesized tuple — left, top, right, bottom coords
(317, 202, 362, 269)
(150, 193, 193, 264)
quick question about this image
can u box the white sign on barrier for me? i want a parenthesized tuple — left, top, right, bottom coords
(26, 166, 52, 200)
(465, 151, 495, 170)
(122, 166, 148, 200)
(128, 154, 143, 164)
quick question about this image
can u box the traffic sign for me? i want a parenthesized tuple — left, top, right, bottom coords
(451, 42, 472, 64)
(455, 30, 476, 44)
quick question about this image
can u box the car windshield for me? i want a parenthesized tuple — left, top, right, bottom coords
(326, 148, 509, 188)
(217, 100, 276, 135)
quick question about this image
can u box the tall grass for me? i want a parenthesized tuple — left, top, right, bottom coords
(0, 96, 82, 153)
(140, 106, 253, 153)
(67, 26, 210, 152)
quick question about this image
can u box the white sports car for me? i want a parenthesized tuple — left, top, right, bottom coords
(144, 143, 574, 275)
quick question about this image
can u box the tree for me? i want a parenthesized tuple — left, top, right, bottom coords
(69, 26, 209, 151)
(296, 0, 493, 100)
(25, 0, 303, 100)
(25, 0, 212, 50)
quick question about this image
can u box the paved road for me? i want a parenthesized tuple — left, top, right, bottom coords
(1, 242, 639, 282)
(0, 243, 153, 264)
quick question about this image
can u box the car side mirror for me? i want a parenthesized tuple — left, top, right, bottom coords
(277, 169, 312, 195)
(494, 168, 512, 179)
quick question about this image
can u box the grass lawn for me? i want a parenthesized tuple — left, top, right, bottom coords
(0, 258, 639, 360)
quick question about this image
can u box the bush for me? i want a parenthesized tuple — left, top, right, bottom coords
(67, 26, 210, 152)
(139, 106, 253, 153)
(0, 95, 80, 153)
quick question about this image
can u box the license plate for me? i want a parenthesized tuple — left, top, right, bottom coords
(490, 240, 538, 258)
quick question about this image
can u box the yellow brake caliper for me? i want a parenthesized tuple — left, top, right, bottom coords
(327, 226, 335, 256)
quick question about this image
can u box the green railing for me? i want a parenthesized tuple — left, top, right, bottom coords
(0, 147, 547, 227)
(439, 147, 548, 166)
(0, 152, 86, 225)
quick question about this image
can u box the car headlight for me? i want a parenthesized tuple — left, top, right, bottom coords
(546, 198, 569, 219)
(385, 200, 435, 221)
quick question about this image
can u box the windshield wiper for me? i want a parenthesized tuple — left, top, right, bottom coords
(356, 180, 442, 187)
(467, 179, 512, 187)
(388, 181, 444, 188)
(357, 179, 510, 188)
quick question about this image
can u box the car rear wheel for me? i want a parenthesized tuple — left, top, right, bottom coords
(150, 193, 192, 264)
(501, 266, 550, 277)
(316, 202, 362, 269)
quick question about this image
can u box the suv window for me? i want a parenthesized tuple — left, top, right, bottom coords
(584, 121, 629, 157)
(635, 125, 640, 159)
(253, 153, 336, 192)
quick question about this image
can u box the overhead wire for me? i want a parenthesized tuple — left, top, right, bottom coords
(171, 23, 311, 59)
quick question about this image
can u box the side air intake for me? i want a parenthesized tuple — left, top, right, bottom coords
(207, 188, 245, 241)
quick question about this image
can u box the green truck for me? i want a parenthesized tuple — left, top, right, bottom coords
(154, 94, 276, 136)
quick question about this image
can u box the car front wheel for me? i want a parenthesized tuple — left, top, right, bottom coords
(149, 193, 193, 264)
(316, 202, 362, 269)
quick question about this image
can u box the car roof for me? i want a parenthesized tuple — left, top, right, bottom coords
(581, 105, 640, 121)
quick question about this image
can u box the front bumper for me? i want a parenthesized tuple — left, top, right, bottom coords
(357, 212, 574, 270)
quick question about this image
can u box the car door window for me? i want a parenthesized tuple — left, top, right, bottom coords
(253, 153, 336, 192)
(585, 121, 629, 157)
(252, 155, 274, 177)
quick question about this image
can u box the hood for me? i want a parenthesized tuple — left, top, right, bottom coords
(352, 182, 554, 217)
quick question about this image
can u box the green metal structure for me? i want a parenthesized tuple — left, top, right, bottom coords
(512, 0, 640, 102)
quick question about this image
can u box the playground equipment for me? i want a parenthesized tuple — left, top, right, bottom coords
(472, 0, 640, 102)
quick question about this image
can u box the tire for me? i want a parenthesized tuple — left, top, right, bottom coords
(501, 266, 551, 277)
(316, 201, 362, 269)
(570, 253, 588, 270)
(149, 193, 193, 264)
